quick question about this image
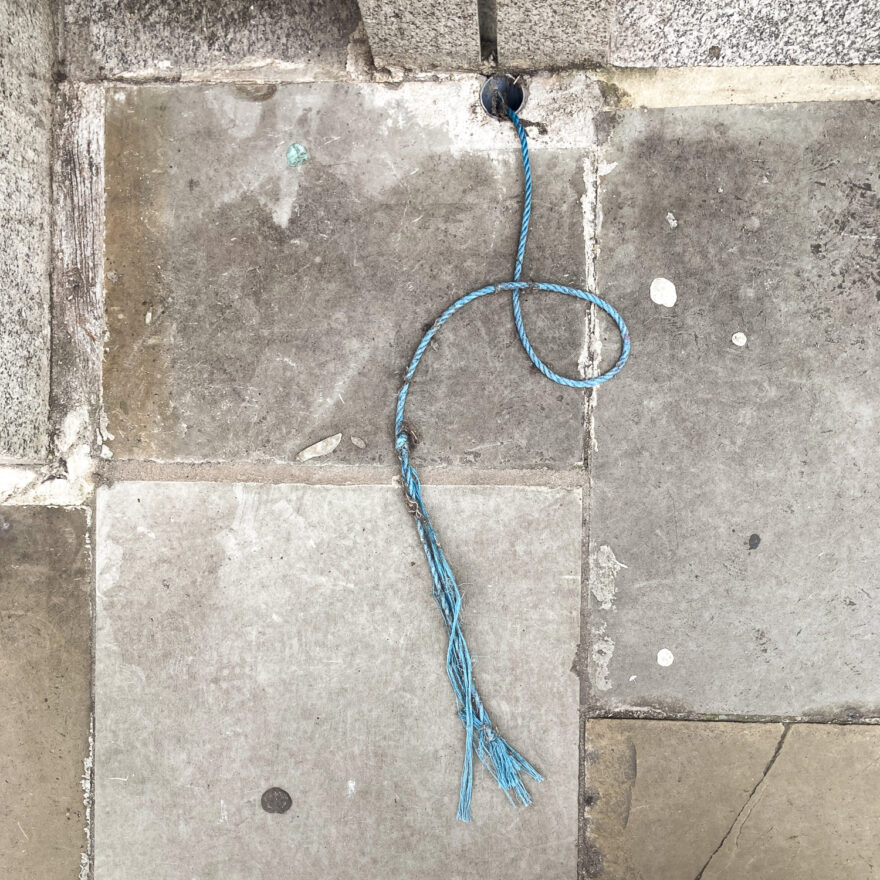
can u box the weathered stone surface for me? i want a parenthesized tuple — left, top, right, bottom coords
(584, 720, 880, 880)
(589, 102, 880, 718)
(95, 481, 581, 878)
(497, 0, 610, 69)
(700, 724, 880, 879)
(103, 81, 597, 466)
(612, 0, 880, 67)
(63, 0, 362, 80)
(0, 506, 92, 879)
(50, 82, 105, 458)
(0, 0, 53, 462)
(359, 0, 481, 70)
(583, 719, 784, 879)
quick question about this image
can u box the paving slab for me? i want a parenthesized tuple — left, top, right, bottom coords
(584, 719, 880, 880)
(612, 0, 880, 67)
(95, 481, 581, 879)
(103, 81, 595, 467)
(0, 0, 53, 462)
(0, 506, 92, 880)
(63, 0, 362, 80)
(588, 101, 880, 718)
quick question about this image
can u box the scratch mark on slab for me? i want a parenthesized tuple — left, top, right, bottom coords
(694, 723, 790, 880)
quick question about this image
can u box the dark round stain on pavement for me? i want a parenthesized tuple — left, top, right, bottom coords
(261, 787, 292, 814)
(748, 533, 761, 550)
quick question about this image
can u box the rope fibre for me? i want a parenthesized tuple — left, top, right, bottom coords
(394, 106, 631, 821)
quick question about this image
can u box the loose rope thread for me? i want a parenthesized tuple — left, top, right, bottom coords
(394, 107, 630, 821)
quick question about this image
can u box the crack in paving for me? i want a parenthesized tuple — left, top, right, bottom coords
(693, 723, 791, 880)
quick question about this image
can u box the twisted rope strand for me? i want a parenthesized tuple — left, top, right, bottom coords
(394, 105, 630, 821)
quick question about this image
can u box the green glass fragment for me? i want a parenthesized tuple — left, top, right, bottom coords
(286, 143, 308, 167)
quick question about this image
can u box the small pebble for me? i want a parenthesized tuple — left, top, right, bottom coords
(351, 436, 366, 449)
(296, 432, 342, 462)
(665, 212, 678, 229)
(657, 648, 675, 667)
(732, 332, 748, 347)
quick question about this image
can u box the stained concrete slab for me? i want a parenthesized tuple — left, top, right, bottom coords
(497, 0, 610, 69)
(588, 102, 880, 718)
(583, 719, 784, 879)
(63, 0, 363, 80)
(612, 0, 880, 67)
(0, 0, 53, 461)
(95, 481, 581, 878)
(584, 720, 880, 880)
(358, 0, 481, 70)
(103, 80, 597, 466)
(0, 506, 92, 879)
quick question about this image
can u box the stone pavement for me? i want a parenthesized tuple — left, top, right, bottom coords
(96, 482, 581, 878)
(584, 720, 880, 879)
(2, 6, 880, 878)
(0, 507, 92, 880)
(589, 101, 880, 719)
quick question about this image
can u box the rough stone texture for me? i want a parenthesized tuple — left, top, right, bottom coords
(359, 0, 480, 70)
(50, 82, 105, 457)
(63, 0, 362, 80)
(96, 481, 581, 879)
(103, 81, 596, 466)
(584, 720, 880, 880)
(583, 720, 784, 879)
(589, 102, 880, 718)
(0, 506, 92, 880)
(0, 0, 53, 462)
(497, 0, 610, 70)
(612, 0, 880, 67)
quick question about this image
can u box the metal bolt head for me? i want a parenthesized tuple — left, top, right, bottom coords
(480, 74, 526, 119)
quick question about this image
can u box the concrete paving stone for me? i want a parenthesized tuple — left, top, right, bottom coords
(63, 0, 362, 80)
(103, 81, 595, 466)
(497, 0, 611, 69)
(0, 506, 92, 880)
(588, 102, 880, 718)
(0, 0, 53, 462)
(612, 0, 880, 67)
(584, 719, 880, 880)
(95, 481, 581, 879)
(358, 0, 481, 70)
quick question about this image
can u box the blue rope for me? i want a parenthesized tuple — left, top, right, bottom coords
(394, 107, 630, 821)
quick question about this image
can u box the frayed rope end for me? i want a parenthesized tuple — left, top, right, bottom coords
(456, 719, 543, 822)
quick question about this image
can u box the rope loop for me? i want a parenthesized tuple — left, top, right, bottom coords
(394, 101, 630, 821)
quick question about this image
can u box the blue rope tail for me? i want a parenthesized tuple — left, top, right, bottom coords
(394, 105, 631, 822)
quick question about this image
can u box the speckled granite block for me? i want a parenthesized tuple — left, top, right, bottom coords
(358, 0, 481, 70)
(497, 0, 611, 69)
(612, 0, 880, 67)
(0, 0, 53, 462)
(63, 0, 362, 79)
